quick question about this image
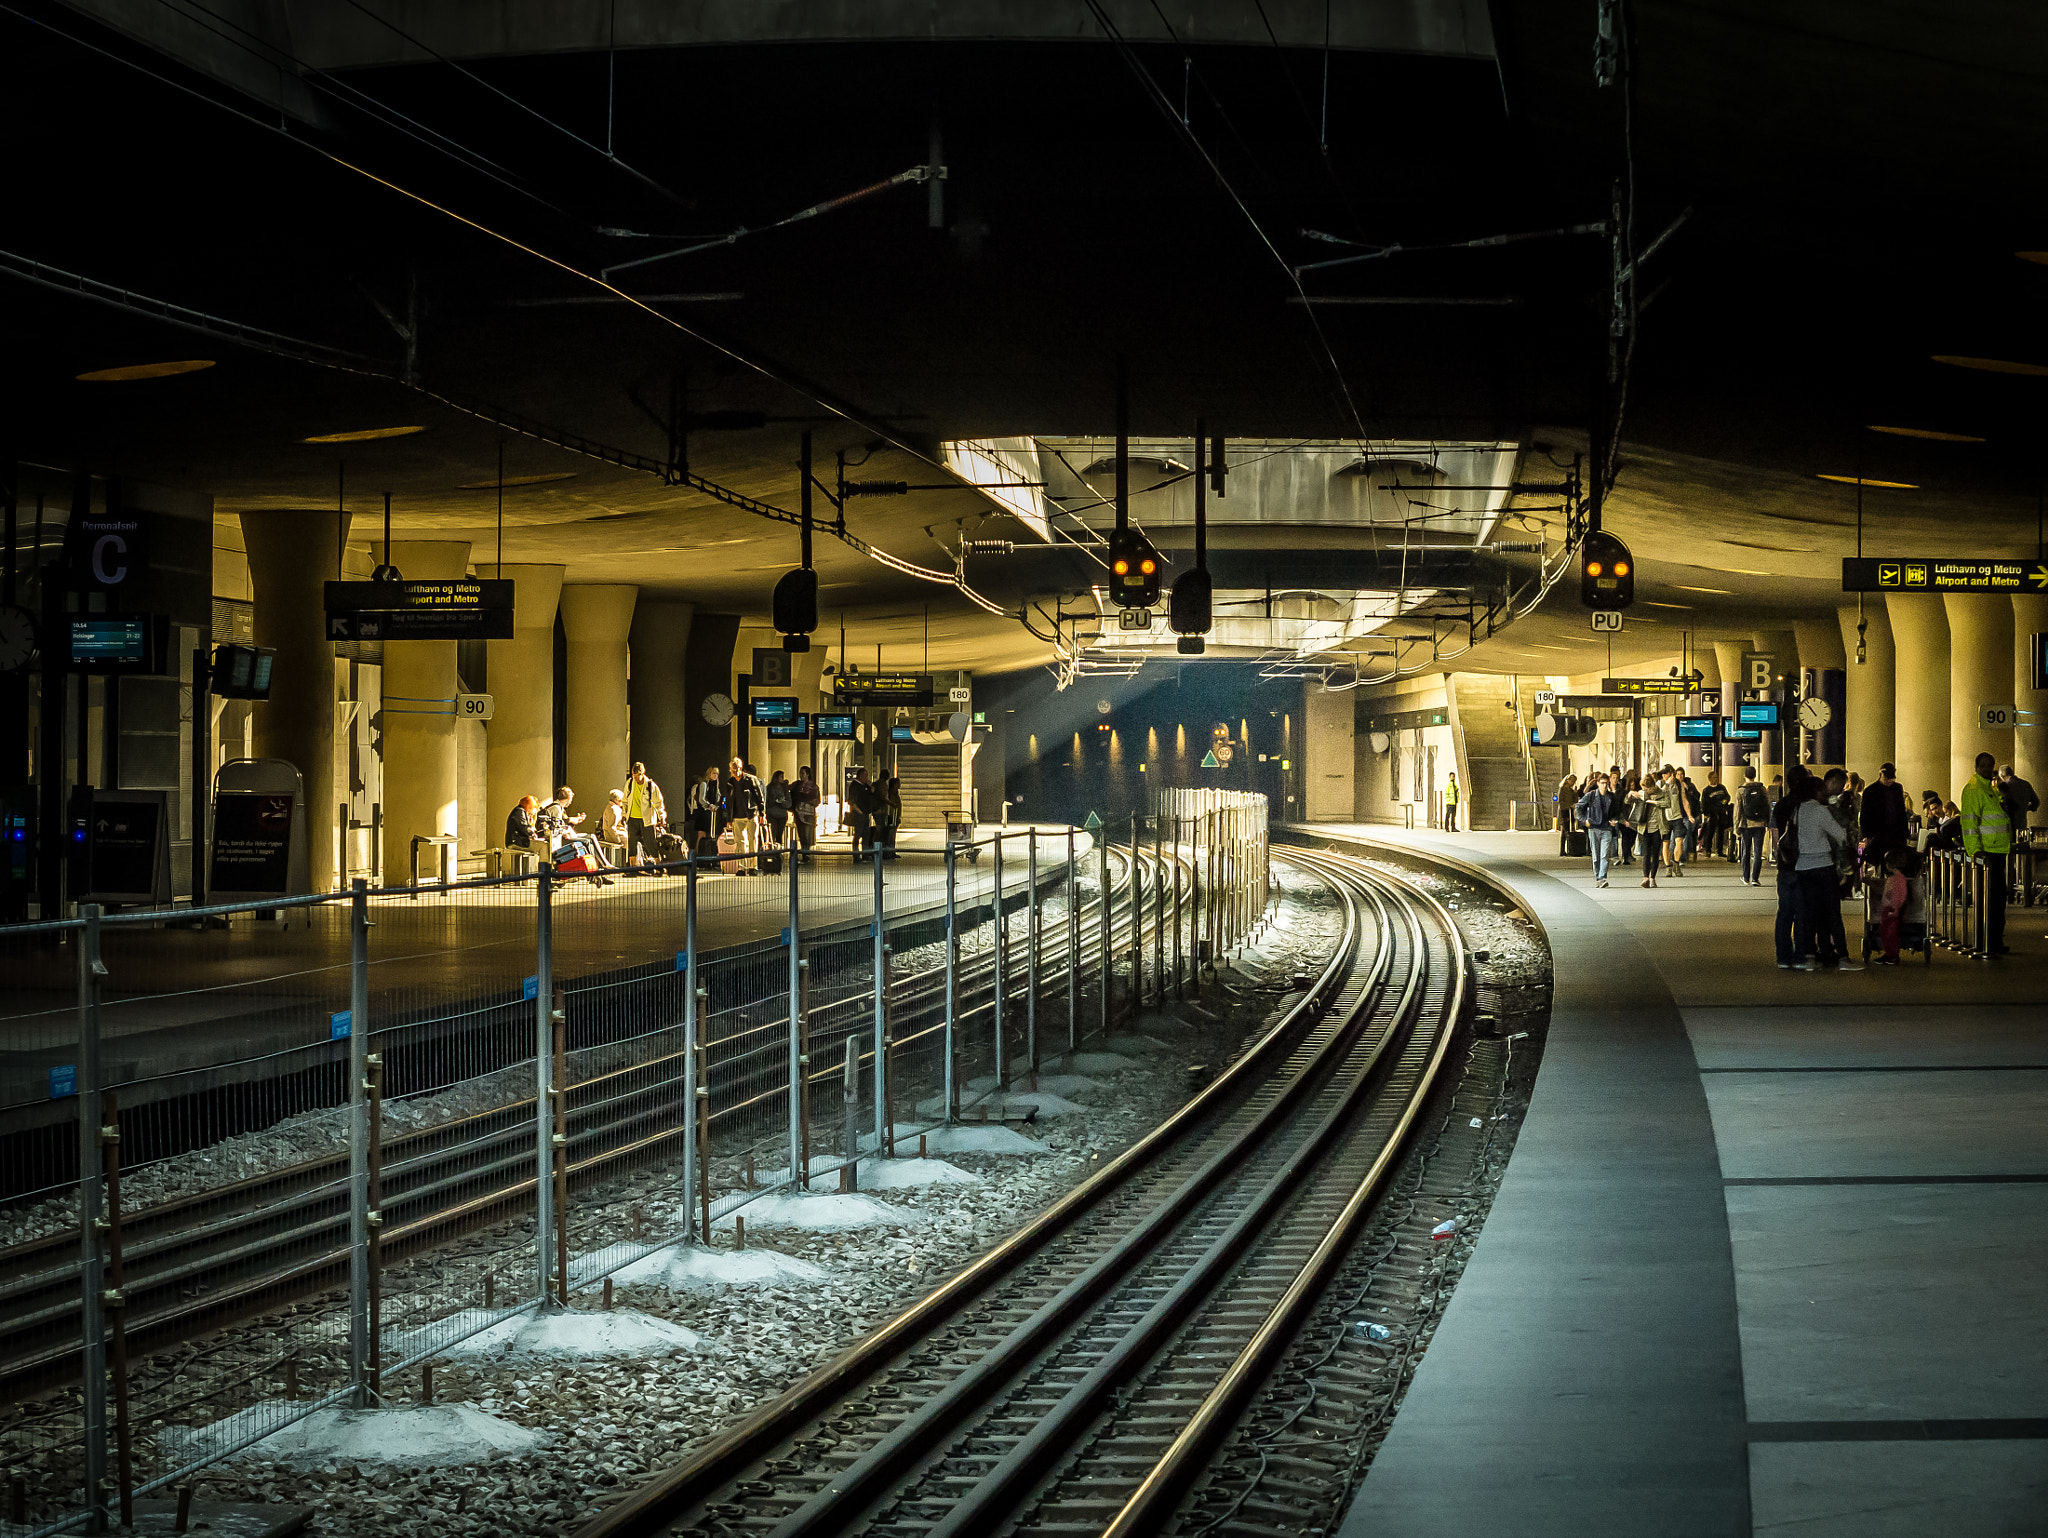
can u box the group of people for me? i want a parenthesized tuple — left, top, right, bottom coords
(504, 758, 837, 879)
(1558, 755, 2037, 968)
(842, 766, 904, 859)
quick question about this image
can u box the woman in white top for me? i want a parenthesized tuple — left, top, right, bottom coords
(1792, 775, 1854, 970)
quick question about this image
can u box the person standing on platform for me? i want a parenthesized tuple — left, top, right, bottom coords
(1818, 768, 1860, 968)
(1861, 763, 1911, 864)
(1962, 751, 2013, 956)
(791, 764, 821, 864)
(1737, 766, 1771, 885)
(1575, 772, 1619, 887)
(1616, 769, 1640, 867)
(765, 769, 792, 855)
(1997, 764, 2038, 839)
(689, 767, 723, 859)
(1702, 769, 1733, 860)
(876, 772, 903, 858)
(1785, 768, 1852, 969)
(1556, 773, 1579, 854)
(724, 756, 764, 874)
(1772, 769, 1815, 967)
(846, 766, 875, 858)
(1630, 771, 1669, 887)
(1442, 772, 1461, 831)
(623, 762, 665, 873)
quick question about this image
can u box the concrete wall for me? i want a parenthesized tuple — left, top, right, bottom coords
(1303, 685, 1354, 820)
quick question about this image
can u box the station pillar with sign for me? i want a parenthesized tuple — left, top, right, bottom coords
(477, 564, 566, 847)
(2015, 594, 2048, 803)
(1946, 593, 2013, 800)
(562, 585, 639, 806)
(1886, 593, 1950, 805)
(374, 542, 471, 888)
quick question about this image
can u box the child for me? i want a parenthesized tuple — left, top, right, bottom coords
(1875, 848, 1924, 965)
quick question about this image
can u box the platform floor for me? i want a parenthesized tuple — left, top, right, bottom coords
(1302, 825, 2048, 1538)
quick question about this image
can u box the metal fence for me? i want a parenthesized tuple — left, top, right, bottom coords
(0, 805, 1270, 1535)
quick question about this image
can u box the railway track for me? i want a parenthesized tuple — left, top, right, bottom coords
(0, 844, 1201, 1406)
(571, 849, 1466, 1538)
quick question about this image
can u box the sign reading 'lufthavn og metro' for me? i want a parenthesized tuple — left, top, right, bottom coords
(1842, 558, 2048, 593)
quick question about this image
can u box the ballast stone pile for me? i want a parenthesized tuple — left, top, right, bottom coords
(173, 1402, 546, 1469)
(178, 886, 1343, 1537)
(445, 1308, 703, 1361)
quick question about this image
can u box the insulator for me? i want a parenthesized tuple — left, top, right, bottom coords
(965, 540, 1015, 555)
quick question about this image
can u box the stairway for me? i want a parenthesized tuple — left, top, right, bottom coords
(893, 747, 962, 828)
(1451, 674, 1538, 831)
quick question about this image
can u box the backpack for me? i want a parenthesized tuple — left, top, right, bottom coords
(1741, 783, 1769, 823)
(1775, 805, 1801, 868)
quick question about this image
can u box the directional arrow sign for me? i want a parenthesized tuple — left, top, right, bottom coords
(1843, 558, 2048, 593)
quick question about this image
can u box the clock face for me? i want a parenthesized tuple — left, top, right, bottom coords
(0, 606, 37, 673)
(700, 692, 736, 727)
(1798, 697, 1833, 730)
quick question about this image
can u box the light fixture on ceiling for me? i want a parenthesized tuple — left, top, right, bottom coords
(1931, 355, 2048, 377)
(302, 425, 427, 444)
(1867, 425, 1984, 442)
(76, 359, 215, 382)
(1817, 475, 1917, 490)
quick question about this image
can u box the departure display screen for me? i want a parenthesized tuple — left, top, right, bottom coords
(767, 714, 811, 739)
(812, 712, 856, 740)
(1736, 702, 1780, 727)
(1674, 716, 1717, 741)
(750, 696, 797, 726)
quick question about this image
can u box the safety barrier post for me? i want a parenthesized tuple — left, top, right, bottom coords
(1172, 811, 1184, 999)
(944, 845, 959, 1122)
(1097, 830, 1112, 1041)
(682, 859, 700, 1240)
(76, 904, 108, 1533)
(1153, 811, 1166, 1005)
(798, 950, 812, 1189)
(1974, 856, 1989, 958)
(533, 865, 556, 1304)
(1129, 815, 1143, 1017)
(1065, 829, 1079, 1055)
(872, 846, 890, 1155)
(551, 993, 569, 1305)
(841, 1038, 860, 1193)
(993, 834, 1008, 1089)
(1026, 829, 1039, 1075)
(366, 1050, 384, 1397)
(99, 1091, 132, 1528)
(789, 849, 805, 1189)
(347, 884, 372, 1407)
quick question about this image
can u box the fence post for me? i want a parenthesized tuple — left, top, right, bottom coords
(1129, 815, 1143, 1017)
(99, 1090, 132, 1530)
(872, 843, 889, 1156)
(944, 844, 959, 1123)
(77, 904, 108, 1534)
(798, 950, 812, 1188)
(1172, 812, 1184, 999)
(1152, 812, 1165, 1005)
(1026, 829, 1039, 1076)
(1065, 829, 1078, 1055)
(993, 833, 1008, 1089)
(366, 1051, 384, 1399)
(789, 847, 805, 1189)
(347, 882, 371, 1409)
(1098, 830, 1111, 1041)
(841, 1037, 860, 1193)
(534, 864, 555, 1304)
(682, 859, 699, 1241)
(551, 993, 569, 1304)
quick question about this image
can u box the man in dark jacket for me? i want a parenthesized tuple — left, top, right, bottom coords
(845, 767, 874, 858)
(1574, 773, 1620, 887)
(1702, 770, 1734, 860)
(1997, 764, 2038, 840)
(1860, 763, 1912, 863)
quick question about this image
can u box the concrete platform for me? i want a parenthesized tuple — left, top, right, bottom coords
(1294, 825, 2048, 1538)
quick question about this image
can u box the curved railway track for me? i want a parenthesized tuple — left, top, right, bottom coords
(0, 844, 1202, 1405)
(572, 848, 1467, 1538)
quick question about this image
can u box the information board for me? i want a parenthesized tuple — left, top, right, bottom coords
(1842, 558, 2048, 593)
(1736, 702, 1780, 727)
(209, 791, 296, 897)
(1720, 718, 1761, 742)
(324, 580, 514, 641)
(1601, 677, 1692, 695)
(750, 696, 797, 727)
(83, 790, 171, 904)
(813, 712, 856, 740)
(832, 672, 934, 707)
(70, 615, 164, 672)
(767, 713, 811, 739)
(1674, 716, 1717, 741)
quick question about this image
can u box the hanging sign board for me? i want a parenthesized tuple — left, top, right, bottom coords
(832, 672, 935, 707)
(1843, 558, 2048, 593)
(1601, 677, 1691, 695)
(324, 580, 514, 641)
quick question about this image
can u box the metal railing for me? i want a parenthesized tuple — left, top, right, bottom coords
(0, 806, 1273, 1536)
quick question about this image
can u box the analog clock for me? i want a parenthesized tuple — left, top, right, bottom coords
(1797, 697, 1833, 731)
(0, 605, 37, 673)
(700, 692, 736, 727)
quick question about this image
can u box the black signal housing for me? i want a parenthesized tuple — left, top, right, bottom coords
(1580, 529, 1635, 610)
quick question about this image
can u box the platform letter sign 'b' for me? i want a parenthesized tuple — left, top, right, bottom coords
(1744, 652, 1775, 693)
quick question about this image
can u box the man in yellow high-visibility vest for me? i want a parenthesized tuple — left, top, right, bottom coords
(1960, 750, 2012, 956)
(1443, 772, 1461, 832)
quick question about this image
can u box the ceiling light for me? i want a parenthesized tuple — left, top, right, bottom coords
(1867, 425, 1984, 442)
(457, 472, 578, 490)
(1672, 585, 1733, 595)
(1644, 601, 1692, 609)
(302, 425, 427, 444)
(76, 359, 215, 382)
(1931, 355, 2048, 377)
(1816, 474, 1917, 489)
(2017, 252, 2048, 267)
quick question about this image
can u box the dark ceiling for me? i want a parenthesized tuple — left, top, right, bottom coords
(5, 1, 2048, 670)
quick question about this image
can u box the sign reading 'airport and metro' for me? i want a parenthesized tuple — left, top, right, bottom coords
(323, 580, 515, 641)
(831, 672, 935, 706)
(1601, 677, 1693, 695)
(1842, 558, 2048, 593)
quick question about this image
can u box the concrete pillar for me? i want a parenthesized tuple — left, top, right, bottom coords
(2015, 595, 2048, 808)
(626, 599, 694, 805)
(1886, 593, 1950, 804)
(240, 510, 348, 892)
(1304, 683, 1355, 820)
(475, 564, 563, 835)
(560, 585, 638, 803)
(375, 541, 471, 885)
(1751, 630, 1796, 776)
(1794, 617, 1846, 770)
(1945, 593, 2013, 801)
(1838, 601, 1895, 775)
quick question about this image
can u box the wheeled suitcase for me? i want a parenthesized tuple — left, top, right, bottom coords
(553, 833, 606, 877)
(761, 842, 784, 876)
(1567, 828, 1588, 857)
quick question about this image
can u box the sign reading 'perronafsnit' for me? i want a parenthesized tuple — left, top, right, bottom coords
(1842, 558, 2048, 593)
(323, 580, 514, 641)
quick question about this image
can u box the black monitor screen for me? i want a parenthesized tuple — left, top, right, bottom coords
(750, 696, 797, 726)
(813, 712, 856, 740)
(1736, 702, 1780, 727)
(1674, 716, 1717, 741)
(767, 713, 811, 739)
(70, 617, 149, 667)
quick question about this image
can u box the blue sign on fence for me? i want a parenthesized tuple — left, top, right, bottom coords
(330, 1011, 351, 1040)
(49, 1065, 77, 1099)
(780, 927, 791, 946)
(675, 951, 687, 972)
(522, 975, 539, 1001)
